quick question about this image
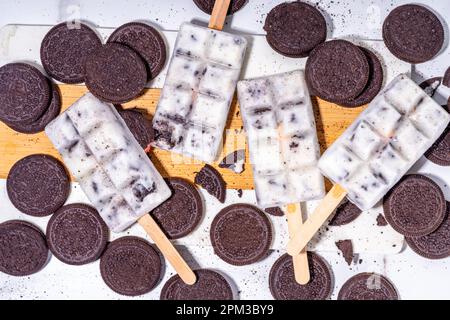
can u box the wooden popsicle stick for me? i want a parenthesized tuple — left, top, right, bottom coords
(138, 214, 197, 285)
(287, 184, 347, 256)
(208, 0, 231, 31)
(286, 203, 310, 285)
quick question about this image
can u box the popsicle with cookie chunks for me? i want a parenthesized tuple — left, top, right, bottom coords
(237, 70, 326, 284)
(152, 1, 247, 163)
(45, 93, 196, 285)
(287, 74, 450, 257)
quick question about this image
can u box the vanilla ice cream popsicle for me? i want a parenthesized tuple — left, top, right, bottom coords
(152, 22, 247, 163)
(287, 74, 450, 256)
(46, 93, 171, 232)
(237, 70, 325, 208)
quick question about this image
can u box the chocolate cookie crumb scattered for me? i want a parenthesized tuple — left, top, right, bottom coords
(195, 164, 226, 203)
(335, 240, 353, 265)
(376, 214, 388, 226)
(265, 207, 284, 217)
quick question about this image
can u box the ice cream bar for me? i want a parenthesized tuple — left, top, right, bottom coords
(319, 74, 450, 210)
(237, 70, 325, 208)
(152, 22, 247, 163)
(45, 93, 172, 232)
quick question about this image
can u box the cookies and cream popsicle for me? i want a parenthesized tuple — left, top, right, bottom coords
(319, 74, 449, 210)
(238, 70, 325, 285)
(46, 93, 171, 232)
(287, 74, 450, 256)
(237, 70, 325, 208)
(152, 22, 247, 163)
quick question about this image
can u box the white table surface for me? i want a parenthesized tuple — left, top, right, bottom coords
(0, 0, 449, 300)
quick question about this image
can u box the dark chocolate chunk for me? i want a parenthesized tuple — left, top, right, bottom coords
(269, 252, 333, 300)
(210, 204, 272, 266)
(108, 22, 166, 80)
(406, 202, 450, 259)
(85, 43, 147, 104)
(305, 40, 369, 103)
(264, 2, 327, 58)
(7, 154, 70, 217)
(383, 4, 444, 64)
(46, 203, 109, 265)
(335, 240, 353, 265)
(0, 220, 48, 276)
(195, 164, 226, 203)
(100, 236, 162, 296)
(383, 174, 446, 237)
(151, 178, 203, 239)
(41, 22, 102, 83)
(338, 273, 399, 300)
(161, 269, 233, 300)
(0, 63, 50, 124)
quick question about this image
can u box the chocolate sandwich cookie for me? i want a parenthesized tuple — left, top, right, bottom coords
(151, 178, 203, 239)
(108, 22, 166, 80)
(265, 207, 284, 217)
(383, 4, 444, 64)
(193, 0, 247, 15)
(7, 154, 70, 217)
(0, 63, 50, 124)
(341, 47, 383, 108)
(269, 253, 333, 300)
(444, 67, 450, 88)
(425, 108, 449, 166)
(85, 43, 147, 104)
(264, 2, 327, 58)
(161, 269, 233, 300)
(195, 164, 226, 203)
(210, 204, 272, 266)
(46, 203, 109, 265)
(383, 174, 446, 237)
(406, 202, 450, 259)
(100, 236, 162, 296)
(0, 220, 48, 276)
(329, 199, 362, 226)
(118, 109, 154, 149)
(305, 40, 369, 103)
(338, 273, 399, 300)
(7, 82, 61, 134)
(41, 22, 102, 83)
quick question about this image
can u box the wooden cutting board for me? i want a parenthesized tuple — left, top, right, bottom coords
(0, 85, 365, 189)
